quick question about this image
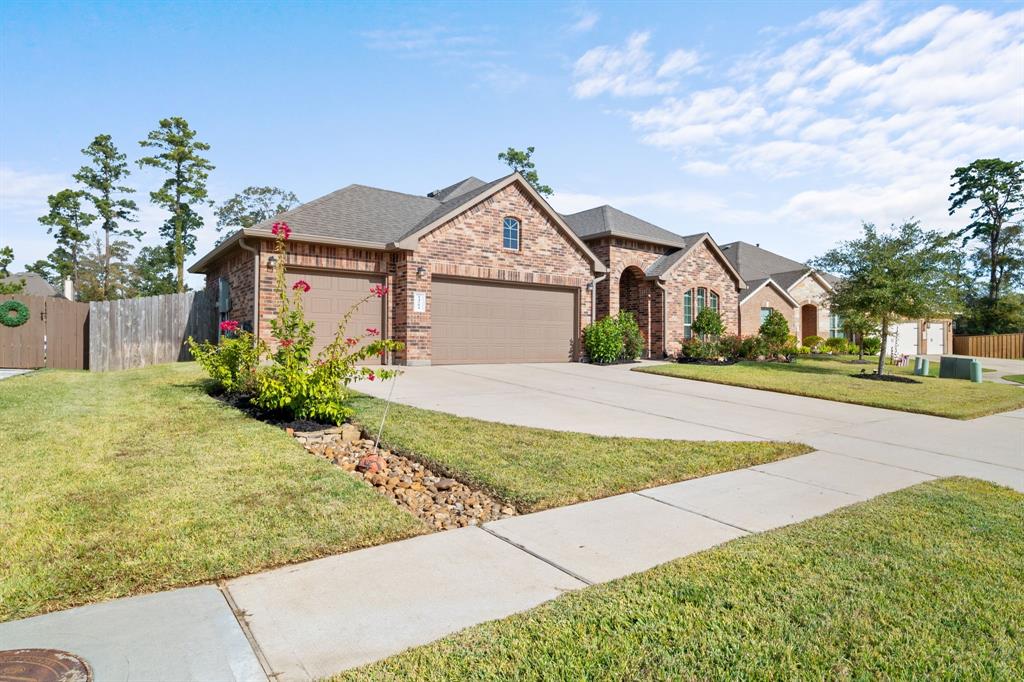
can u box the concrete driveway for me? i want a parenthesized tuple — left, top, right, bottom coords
(359, 361, 1023, 481)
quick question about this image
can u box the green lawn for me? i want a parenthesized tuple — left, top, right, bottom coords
(1004, 374, 1024, 385)
(635, 356, 1024, 419)
(350, 396, 809, 512)
(340, 478, 1024, 681)
(0, 364, 425, 623)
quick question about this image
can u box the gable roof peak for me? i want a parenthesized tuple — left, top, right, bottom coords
(427, 176, 487, 202)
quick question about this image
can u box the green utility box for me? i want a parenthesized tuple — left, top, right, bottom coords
(970, 360, 983, 383)
(939, 356, 974, 380)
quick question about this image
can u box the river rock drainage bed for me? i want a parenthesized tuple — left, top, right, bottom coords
(291, 424, 517, 530)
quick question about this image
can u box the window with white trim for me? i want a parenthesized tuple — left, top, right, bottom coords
(683, 290, 693, 339)
(829, 312, 844, 338)
(709, 291, 719, 313)
(760, 306, 772, 324)
(502, 216, 520, 250)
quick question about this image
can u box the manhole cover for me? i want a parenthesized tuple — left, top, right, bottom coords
(0, 649, 92, 682)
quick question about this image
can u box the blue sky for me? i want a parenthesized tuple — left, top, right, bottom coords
(2, 0, 1021, 287)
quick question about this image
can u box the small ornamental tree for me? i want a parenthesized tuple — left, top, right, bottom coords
(812, 221, 959, 377)
(617, 311, 644, 360)
(758, 309, 791, 356)
(693, 307, 725, 341)
(190, 221, 404, 424)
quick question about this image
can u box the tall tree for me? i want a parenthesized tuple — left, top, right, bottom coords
(138, 117, 214, 292)
(0, 246, 25, 294)
(37, 189, 95, 296)
(73, 134, 140, 300)
(498, 146, 553, 197)
(215, 186, 299, 233)
(948, 158, 1024, 332)
(812, 222, 959, 377)
(129, 244, 178, 297)
(76, 236, 135, 302)
(0, 246, 14, 277)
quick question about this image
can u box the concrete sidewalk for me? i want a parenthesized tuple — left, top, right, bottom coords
(3, 363, 1021, 681)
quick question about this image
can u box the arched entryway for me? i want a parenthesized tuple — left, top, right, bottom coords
(619, 266, 651, 357)
(801, 304, 818, 339)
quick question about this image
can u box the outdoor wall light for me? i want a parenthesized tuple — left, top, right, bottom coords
(416, 265, 427, 279)
(266, 255, 278, 268)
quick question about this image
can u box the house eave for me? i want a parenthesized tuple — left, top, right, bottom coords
(188, 229, 394, 274)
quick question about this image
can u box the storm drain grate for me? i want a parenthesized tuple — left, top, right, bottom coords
(0, 649, 92, 682)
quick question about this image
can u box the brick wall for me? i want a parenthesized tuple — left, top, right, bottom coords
(661, 241, 740, 356)
(203, 246, 256, 330)
(739, 285, 796, 337)
(402, 182, 596, 363)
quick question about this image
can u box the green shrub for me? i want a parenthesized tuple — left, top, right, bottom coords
(717, 334, 744, 359)
(678, 338, 719, 360)
(617, 311, 644, 361)
(693, 307, 725, 340)
(758, 309, 791, 353)
(802, 335, 825, 351)
(822, 337, 850, 353)
(188, 329, 265, 394)
(584, 316, 624, 364)
(861, 336, 882, 355)
(739, 336, 767, 359)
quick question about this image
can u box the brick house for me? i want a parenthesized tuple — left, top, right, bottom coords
(721, 241, 953, 355)
(189, 172, 745, 365)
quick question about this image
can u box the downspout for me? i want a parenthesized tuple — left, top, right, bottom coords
(237, 236, 260, 342)
(589, 273, 607, 324)
(654, 279, 668, 359)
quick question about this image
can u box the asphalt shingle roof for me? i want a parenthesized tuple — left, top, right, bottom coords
(1, 272, 59, 297)
(427, 177, 486, 202)
(719, 241, 811, 282)
(643, 233, 711, 278)
(560, 205, 690, 248)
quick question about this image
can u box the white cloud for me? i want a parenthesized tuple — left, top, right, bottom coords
(572, 32, 700, 98)
(681, 160, 729, 176)
(0, 166, 68, 218)
(568, 1, 1024, 260)
(567, 6, 599, 34)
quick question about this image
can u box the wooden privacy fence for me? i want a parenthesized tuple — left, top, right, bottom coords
(0, 295, 89, 369)
(952, 332, 1024, 359)
(89, 290, 216, 371)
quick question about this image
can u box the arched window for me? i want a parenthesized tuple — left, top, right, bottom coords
(696, 287, 707, 313)
(709, 291, 719, 313)
(503, 217, 520, 250)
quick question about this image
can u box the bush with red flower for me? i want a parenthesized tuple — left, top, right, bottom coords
(191, 221, 404, 423)
(189, 320, 266, 394)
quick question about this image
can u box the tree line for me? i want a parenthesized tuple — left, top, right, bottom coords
(1, 117, 298, 301)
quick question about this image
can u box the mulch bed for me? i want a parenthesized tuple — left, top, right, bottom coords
(212, 392, 516, 530)
(676, 358, 740, 366)
(850, 372, 922, 384)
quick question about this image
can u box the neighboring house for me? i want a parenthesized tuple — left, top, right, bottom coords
(720, 241, 952, 355)
(190, 172, 744, 365)
(0, 272, 61, 297)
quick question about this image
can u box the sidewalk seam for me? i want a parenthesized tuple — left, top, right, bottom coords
(219, 581, 278, 681)
(479, 525, 594, 586)
(818, 432, 1024, 472)
(632, 491, 755, 534)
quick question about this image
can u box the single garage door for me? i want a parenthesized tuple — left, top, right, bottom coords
(431, 278, 577, 364)
(886, 321, 919, 356)
(284, 269, 384, 363)
(926, 322, 945, 354)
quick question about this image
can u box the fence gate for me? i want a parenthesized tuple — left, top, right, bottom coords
(0, 295, 89, 369)
(0, 295, 46, 368)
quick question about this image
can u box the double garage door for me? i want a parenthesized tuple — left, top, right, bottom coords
(431, 278, 577, 365)
(285, 269, 384, 363)
(287, 271, 577, 365)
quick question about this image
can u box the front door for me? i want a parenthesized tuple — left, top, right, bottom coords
(801, 304, 817, 339)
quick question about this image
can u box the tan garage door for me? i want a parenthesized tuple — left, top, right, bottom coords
(284, 269, 384, 363)
(431, 278, 577, 364)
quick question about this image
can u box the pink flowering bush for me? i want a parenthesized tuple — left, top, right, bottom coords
(190, 221, 403, 423)
(249, 223, 403, 423)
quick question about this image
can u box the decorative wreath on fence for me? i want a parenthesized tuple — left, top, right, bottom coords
(1, 300, 31, 327)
